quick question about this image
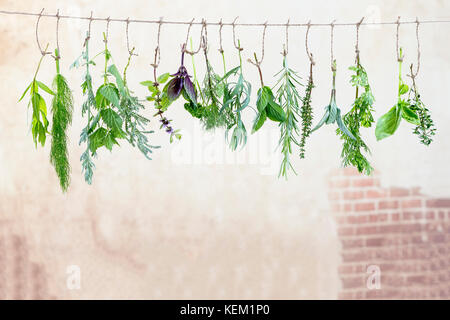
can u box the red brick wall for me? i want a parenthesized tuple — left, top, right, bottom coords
(329, 168, 450, 299)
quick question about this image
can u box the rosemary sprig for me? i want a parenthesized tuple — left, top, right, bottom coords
(19, 43, 54, 147)
(299, 63, 314, 159)
(273, 56, 302, 179)
(50, 49, 74, 191)
(337, 57, 375, 175)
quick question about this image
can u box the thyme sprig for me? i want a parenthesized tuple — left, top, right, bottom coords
(337, 57, 375, 175)
(408, 65, 436, 146)
(299, 63, 314, 159)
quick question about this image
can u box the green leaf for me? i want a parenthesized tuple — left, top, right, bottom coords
(100, 108, 123, 131)
(312, 108, 330, 132)
(401, 105, 420, 125)
(399, 83, 409, 95)
(89, 127, 108, 154)
(375, 105, 402, 141)
(326, 101, 338, 124)
(107, 65, 126, 95)
(266, 100, 287, 122)
(336, 109, 356, 140)
(256, 87, 269, 112)
(252, 110, 267, 133)
(157, 73, 170, 84)
(37, 81, 55, 96)
(98, 84, 120, 108)
(19, 83, 31, 102)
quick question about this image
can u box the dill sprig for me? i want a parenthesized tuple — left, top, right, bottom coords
(337, 57, 375, 175)
(274, 56, 302, 179)
(50, 49, 74, 192)
(299, 63, 314, 159)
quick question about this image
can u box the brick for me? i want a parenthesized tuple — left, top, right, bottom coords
(378, 200, 398, 210)
(343, 190, 364, 200)
(356, 226, 378, 235)
(391, 213, 400, 221)
(426, 199, 450, 208)
(342, 167, 361, 176)
(329, 179, 350, 189)
(348, 215, 368, 224)
(352, 178, 378, 188)
(342, 238, 364, 249)
(426, 211, 435, 219)
(390, 187, 410, 197)
(338, 265, 353, 275)
(354, 203, 375, 212)
(341, 276, 365, 289)
(366, 189, 387, 198)
(366, 238, 384, 247)
(401, 199, 422, 209)
(407, 276, 428, 285)
(338, 227, 354, 236)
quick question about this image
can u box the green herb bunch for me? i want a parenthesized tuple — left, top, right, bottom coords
(50, 49, 74, 191)
(408, 65, 436, 146)
(19, 44, 54, 147)
(312, 60, 355, 140)
(337, 56, 375, 175)
(273, 56, 301, 178)
(184, 39, 236, 131)
(299, 63, 314, 159)
(375, 48, 421, 140)
(222, 41, 252, 151)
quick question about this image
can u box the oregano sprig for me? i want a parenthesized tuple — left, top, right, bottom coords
(299, 63, 314, 159)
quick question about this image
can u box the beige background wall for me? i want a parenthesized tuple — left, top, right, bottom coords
(0, 0, 449, 299)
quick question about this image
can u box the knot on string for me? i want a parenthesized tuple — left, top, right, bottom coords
(330, 19, 337, 71)
(126, 17, 138, 56)
(232, 16, 243, 51)
(83, 11, 94, 47)
(305, 20, 315, 66)
(355, 16, 364, 59)
(218, 19, 224, 54)
(281, 18, 289, 57)
(36, 8, 52, 56)
(151, 17, 163, 70)
(103, 16, 111, 44)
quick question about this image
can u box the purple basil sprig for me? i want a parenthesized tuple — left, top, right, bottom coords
(167, 48, 197, 104)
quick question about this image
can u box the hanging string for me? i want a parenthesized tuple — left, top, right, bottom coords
(3, 10, 447, 26)
(305, 20, 315, 65)
(232, 17, 243, 51)
(83, 11, 93, 47)
(126, 18, 138, 56)
(248, 21, 267, 66)
(184, 19, 207, 55)
(104, 16, 111, 43)
(355, 16, 364, 62)
(396, 16, 403, 62)
(218, 19, 224, 54)
(330, 19, 336, 71)
(282, 19, 289, 56)
(410, 17, 421, 78)
(151, 17, 163, 70)
(35, 8, 51, 56)
(54, 9, 61, 59)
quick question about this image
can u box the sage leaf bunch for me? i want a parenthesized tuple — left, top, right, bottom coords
(312, 60, 355, 140)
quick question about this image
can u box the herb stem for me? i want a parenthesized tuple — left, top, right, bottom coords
(33, 43, 49, 81)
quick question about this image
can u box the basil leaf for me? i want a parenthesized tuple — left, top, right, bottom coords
(401, 105, 420, 125)
(266, 100, 287, 122)
(375, 105, 402, 140)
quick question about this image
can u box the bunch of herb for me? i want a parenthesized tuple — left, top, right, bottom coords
(312, 60, 355, 140)
(19, 44, 54, 147)
(107, 49, 159, 158)
(375, 48, 420, 140)
(71, 33, 96, 184)
(251, 54, 287, 135)
(50, 49, 74, 192)
(222, 43, 251, 151)
(337, 57, 375, 175)
(141, 73, 182, 143)
(408, 65, 436, 146)
(272, 56, 301, 178)
(299, 63, 314, 159)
